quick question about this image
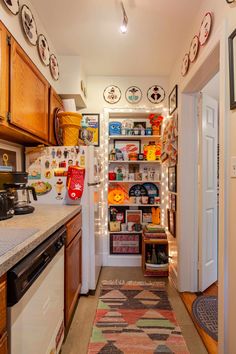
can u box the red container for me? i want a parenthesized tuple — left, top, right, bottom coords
(109, 172, 116, 180)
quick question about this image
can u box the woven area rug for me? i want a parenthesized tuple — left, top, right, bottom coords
(88, 281, 189, 354)
(192, 295, 218, 341)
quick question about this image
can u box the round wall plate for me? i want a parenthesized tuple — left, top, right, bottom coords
(103, 85, 121, 104)
(189, 35, 200, 63)
(50, 54, 60, 81)
(181, 53, 190, 76)
(147, 85, 165, 104)
(125, 86, 142, 104)
(37, 34, 50, 66)
(20, 4, 38, 46)
(3, 0, 20, 15)
(199, 12, 213, 46)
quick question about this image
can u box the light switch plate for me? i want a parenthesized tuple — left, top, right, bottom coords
(231, 157, 236, 178)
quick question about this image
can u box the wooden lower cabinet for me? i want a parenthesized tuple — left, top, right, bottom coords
(0, 275, 7, 354)
(65, 229, 82, 328)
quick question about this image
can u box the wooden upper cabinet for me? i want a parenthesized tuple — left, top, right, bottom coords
(49, 87, 64, 145)
(10, 39, 49, 141)
(0, 22, 9, 120)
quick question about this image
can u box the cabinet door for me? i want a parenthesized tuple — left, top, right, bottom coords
(0, 22, 9, 120)
(0, 275, 6, 337)
(10, 39, 49, 141)
(65, 231, 82, 327)
(0, 332, 7, 354)
(49, 87, 64, 145)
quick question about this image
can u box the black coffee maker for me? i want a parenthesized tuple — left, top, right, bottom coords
(3, 172, 37, 215)
(0, 190, 15, 220)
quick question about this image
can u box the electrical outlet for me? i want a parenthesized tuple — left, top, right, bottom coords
(231, 157, 236, 178)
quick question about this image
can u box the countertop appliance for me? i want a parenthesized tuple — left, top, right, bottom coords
(7, 226, 66, 354)
(0, 190, 14, 220)
(25, 145, 102, 294)
(0, 171, 37, 215)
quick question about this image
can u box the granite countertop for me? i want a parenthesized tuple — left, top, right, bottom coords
(0, 204, 81, 277)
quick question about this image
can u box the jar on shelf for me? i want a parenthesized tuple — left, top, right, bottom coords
(109, 148, 116, 161)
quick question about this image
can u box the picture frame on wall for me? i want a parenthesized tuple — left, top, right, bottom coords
(168, 85, 178, 115)
(167, 209, 176, 238)
(0, 142, 22, 172)
(80, 114, 100, 147)
(110, 233, 142, 254)
(168, 165, 177, 193)
(229, 29, 236, 110)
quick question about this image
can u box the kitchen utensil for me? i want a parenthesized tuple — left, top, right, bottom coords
(0, 190, 15, 220)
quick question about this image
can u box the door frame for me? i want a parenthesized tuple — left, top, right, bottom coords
(177, 21, 229, 353)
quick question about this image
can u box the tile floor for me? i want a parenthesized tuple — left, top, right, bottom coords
(61, 267, 207, 354)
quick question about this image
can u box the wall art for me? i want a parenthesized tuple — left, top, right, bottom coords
(103, 85, 121, 104)
(49, 54, 60, 81)
(189, 35, 200, 63)
(168, 85, 178, 115)
(181, 53, 189, 76)
(226, 0, 235, 3)
(125, 86, 142, 104)
(0, 142, 22, 172)
(229, 28, 236, 109)
(147, 85, 165, 104)
(114, 139, 141, 159)
(168, 165, 177, 193)
(199, 12, 212, 46)
(3, 0, 19, 15)
(167, 208, 176, 237)
(37, 34, 50, 66)
(20, 4, 38, 46)
(110, 233, 141, 254)
(80, 113, 100, 146)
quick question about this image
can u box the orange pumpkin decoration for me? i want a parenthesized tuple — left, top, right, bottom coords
(108, 189, 125, 204)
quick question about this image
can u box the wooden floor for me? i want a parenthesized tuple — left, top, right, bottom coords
(180, 283, 218, 354)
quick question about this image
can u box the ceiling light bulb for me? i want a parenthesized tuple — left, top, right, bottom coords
(120, 23, 128, 34)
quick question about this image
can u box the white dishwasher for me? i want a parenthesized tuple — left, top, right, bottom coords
(7, 226, 66, 354)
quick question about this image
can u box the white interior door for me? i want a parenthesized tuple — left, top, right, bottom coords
(198, 93, 218, 292)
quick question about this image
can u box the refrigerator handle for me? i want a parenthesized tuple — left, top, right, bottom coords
(87, 182, 101, 187)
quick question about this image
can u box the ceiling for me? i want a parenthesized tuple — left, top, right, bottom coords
(31, 0, 202, 77)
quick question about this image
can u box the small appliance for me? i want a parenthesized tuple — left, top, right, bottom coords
(0, 190, 15, 221)
(4, 172, 37, 215)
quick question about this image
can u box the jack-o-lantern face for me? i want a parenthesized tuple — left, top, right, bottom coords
(108, 189, 125, 204)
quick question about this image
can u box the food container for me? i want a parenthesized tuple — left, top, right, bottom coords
(128, 152, 138, 161)
(145, 128, 152, 135)
(138, 153, 144, 160)
(109, 172, 116, 180)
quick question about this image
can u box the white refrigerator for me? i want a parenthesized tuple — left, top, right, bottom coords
(25, 145, 102, 294)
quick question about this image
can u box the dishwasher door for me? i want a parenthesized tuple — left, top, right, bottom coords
(8, 247, 64, 354)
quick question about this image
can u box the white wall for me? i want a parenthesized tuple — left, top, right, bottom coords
(168, 2, 236, 352)
(0, 0, 60, 91)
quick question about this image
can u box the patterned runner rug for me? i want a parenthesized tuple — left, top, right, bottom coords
(192, 295, 218, 341)
(88, 281, 189, 353)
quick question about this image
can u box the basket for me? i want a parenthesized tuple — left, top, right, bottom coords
(57, 112, 82, 146)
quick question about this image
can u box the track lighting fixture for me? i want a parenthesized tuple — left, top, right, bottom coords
(120, 1, 128, 34)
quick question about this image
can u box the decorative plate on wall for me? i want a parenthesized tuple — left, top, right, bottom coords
(125, 86, 142, 104)
(189, 35, 200, 63)
(49, 54, 60, 81)
(3, 0, 20, 15)
(181, 53, 190, 76)
(199, 12, 212, 46)
(37, 34, 50, 66)
(103, 85, 121, 104)
(20, 4, 38, 46)
(147, 85, 165, 104)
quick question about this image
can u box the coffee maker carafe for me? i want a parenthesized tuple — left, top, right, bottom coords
(4, 172, 37, 215)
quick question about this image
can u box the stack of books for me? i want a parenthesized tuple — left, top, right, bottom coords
(143, 224, 167, 239)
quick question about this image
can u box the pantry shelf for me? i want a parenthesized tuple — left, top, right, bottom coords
(108, 160, 161, 164)
(109, 135, 161, 140)
(108, 231, 143, 234)
(109, 204, 161, 207)
(108, 180, 161, 184)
